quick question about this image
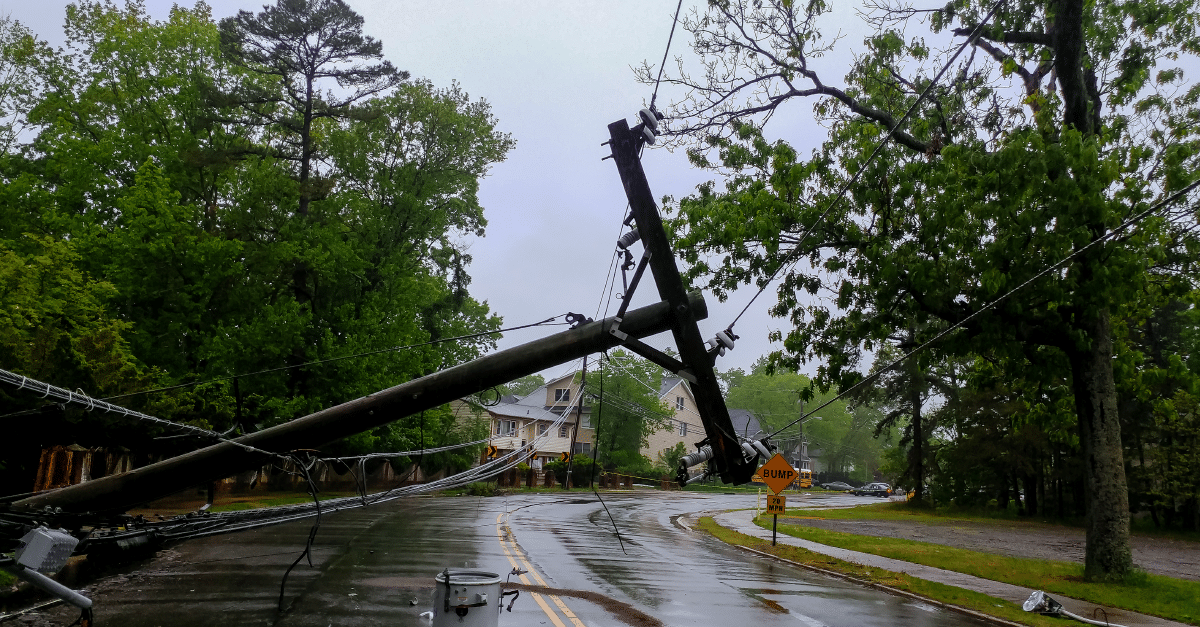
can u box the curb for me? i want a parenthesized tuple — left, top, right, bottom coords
(707, 521, 1031, 627)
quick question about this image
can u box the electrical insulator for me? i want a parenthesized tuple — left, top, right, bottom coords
(706, 330, 736, 358)
(616, 230, 641, 250)
(679, 445, 714, 469)
(639, 108, 659, 133)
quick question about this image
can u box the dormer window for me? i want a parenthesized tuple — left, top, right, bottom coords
(554, 388, 570, 403)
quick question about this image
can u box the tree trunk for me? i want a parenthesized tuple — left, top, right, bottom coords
(1068, 308, 1133, 580)
(1023, 471, 1039, 517)
(906, 327, 924, 501)
(1012, 471, 1024, 514)
(910, 376, 924, 501)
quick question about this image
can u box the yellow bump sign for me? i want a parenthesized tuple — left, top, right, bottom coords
(758, 454, 797, 494)
(767, 494, 786, 514)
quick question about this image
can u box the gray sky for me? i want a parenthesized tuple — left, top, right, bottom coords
(2, 0, 871, 378)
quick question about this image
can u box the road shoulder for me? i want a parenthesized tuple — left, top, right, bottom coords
(709, 509, 1192, 627)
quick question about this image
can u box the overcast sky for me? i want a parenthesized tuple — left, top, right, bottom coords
(2, 0, 873, 379)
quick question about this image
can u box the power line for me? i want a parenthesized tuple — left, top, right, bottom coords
(101, 314, 570, 401)
(650, 0, 686, 111)
(317, 437, 493, 463)
(0, 368, 287, 460)
(725, 0, 1007, 331)
(764, 177, 1200, 440)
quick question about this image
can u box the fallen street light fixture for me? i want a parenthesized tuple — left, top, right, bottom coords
(1022, 590, 1064, 615)
(2, 527, 94, 618)
(1022, 591, 1129, 627)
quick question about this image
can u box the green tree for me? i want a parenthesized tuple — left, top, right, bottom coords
(1, 0, 509, 467)
(1118, 299, 1200, 529)
(656, 442, 689, 474)
(588, 350, 672, 471)
(218, 0, 406, 218)
(722, 357, 886, 482)
(499, 374, 545, 398)
(653, 0, 1198, 579)
(0, 237, 151, 493)
(0, 17, 45, 154)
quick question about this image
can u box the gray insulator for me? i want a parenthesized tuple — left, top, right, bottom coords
(641, 125, 656, 145)
(617, 230, 641, 250)
(639, 108, 659, 132)
(679, 445, 714, 469)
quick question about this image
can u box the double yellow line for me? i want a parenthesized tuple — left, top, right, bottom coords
(495, 510, 588, 627)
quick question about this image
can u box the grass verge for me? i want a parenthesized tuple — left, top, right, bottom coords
(791, 501, 1061, 524)
(756, 514, 1200, 626)
(694, 517, 1059, 627)
(793, 501, 1200, 543)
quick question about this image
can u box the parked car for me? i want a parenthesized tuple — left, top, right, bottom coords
(821, 481, 854, 491)
(852, 482, 892, 497)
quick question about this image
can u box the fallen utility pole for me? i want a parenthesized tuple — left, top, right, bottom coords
(606, 117, 757, 485)
(12, 295, 705, 516)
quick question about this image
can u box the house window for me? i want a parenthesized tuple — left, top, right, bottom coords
(559, 425, 570, 438)
(498, 420, 516, 436)
(676, 396, 685, 411)
(554, 388, 570, 403)
(538, 423, 548, 436)
(678, 421, 688, 436)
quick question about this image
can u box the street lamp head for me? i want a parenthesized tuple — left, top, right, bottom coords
(1022, 591, 1064, 615)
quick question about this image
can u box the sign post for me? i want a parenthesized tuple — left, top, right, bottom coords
(766, 495, 786, 545)
(759, 454, 797, 546)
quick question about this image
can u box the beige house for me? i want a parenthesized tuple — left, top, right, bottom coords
(468, 373, 594, 468)
(640, 376, 708, 464)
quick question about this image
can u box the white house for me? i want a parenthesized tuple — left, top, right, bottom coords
(479, 373, 593, 468)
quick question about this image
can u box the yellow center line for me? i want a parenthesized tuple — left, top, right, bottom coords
(516, 555, 587, 627)
(495, 510, 588, 627)
(496, 511, 566, 627)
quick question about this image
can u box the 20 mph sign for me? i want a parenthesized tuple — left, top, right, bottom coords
(758, 454, 797, 494)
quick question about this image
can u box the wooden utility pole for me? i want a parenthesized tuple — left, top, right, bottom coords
(564, 356, 586, 488)
(606, 118, 755, 485)
(12, 296, 706, 516)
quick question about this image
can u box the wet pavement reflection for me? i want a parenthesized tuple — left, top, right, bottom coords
(29, 491, 994, 627)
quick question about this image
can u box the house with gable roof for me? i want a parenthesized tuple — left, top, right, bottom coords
(464, 372, 593, 469)
(639, 376, 707, 465)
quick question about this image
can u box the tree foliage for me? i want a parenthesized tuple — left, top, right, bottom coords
(588, 350, 672, 473)
(722, 357, 888, 483)
(651, 0, 1199, 579)
(0, 1, 511, 492)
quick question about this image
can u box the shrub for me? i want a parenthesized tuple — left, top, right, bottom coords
(466, 482, 496, 497)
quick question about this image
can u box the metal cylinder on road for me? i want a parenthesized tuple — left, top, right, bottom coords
(433, 569, 502, 627)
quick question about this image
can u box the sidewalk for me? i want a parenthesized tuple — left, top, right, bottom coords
(712, 510, 1192, 627)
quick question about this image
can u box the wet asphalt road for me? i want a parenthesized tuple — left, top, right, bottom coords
(35, 491, 994, 627)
